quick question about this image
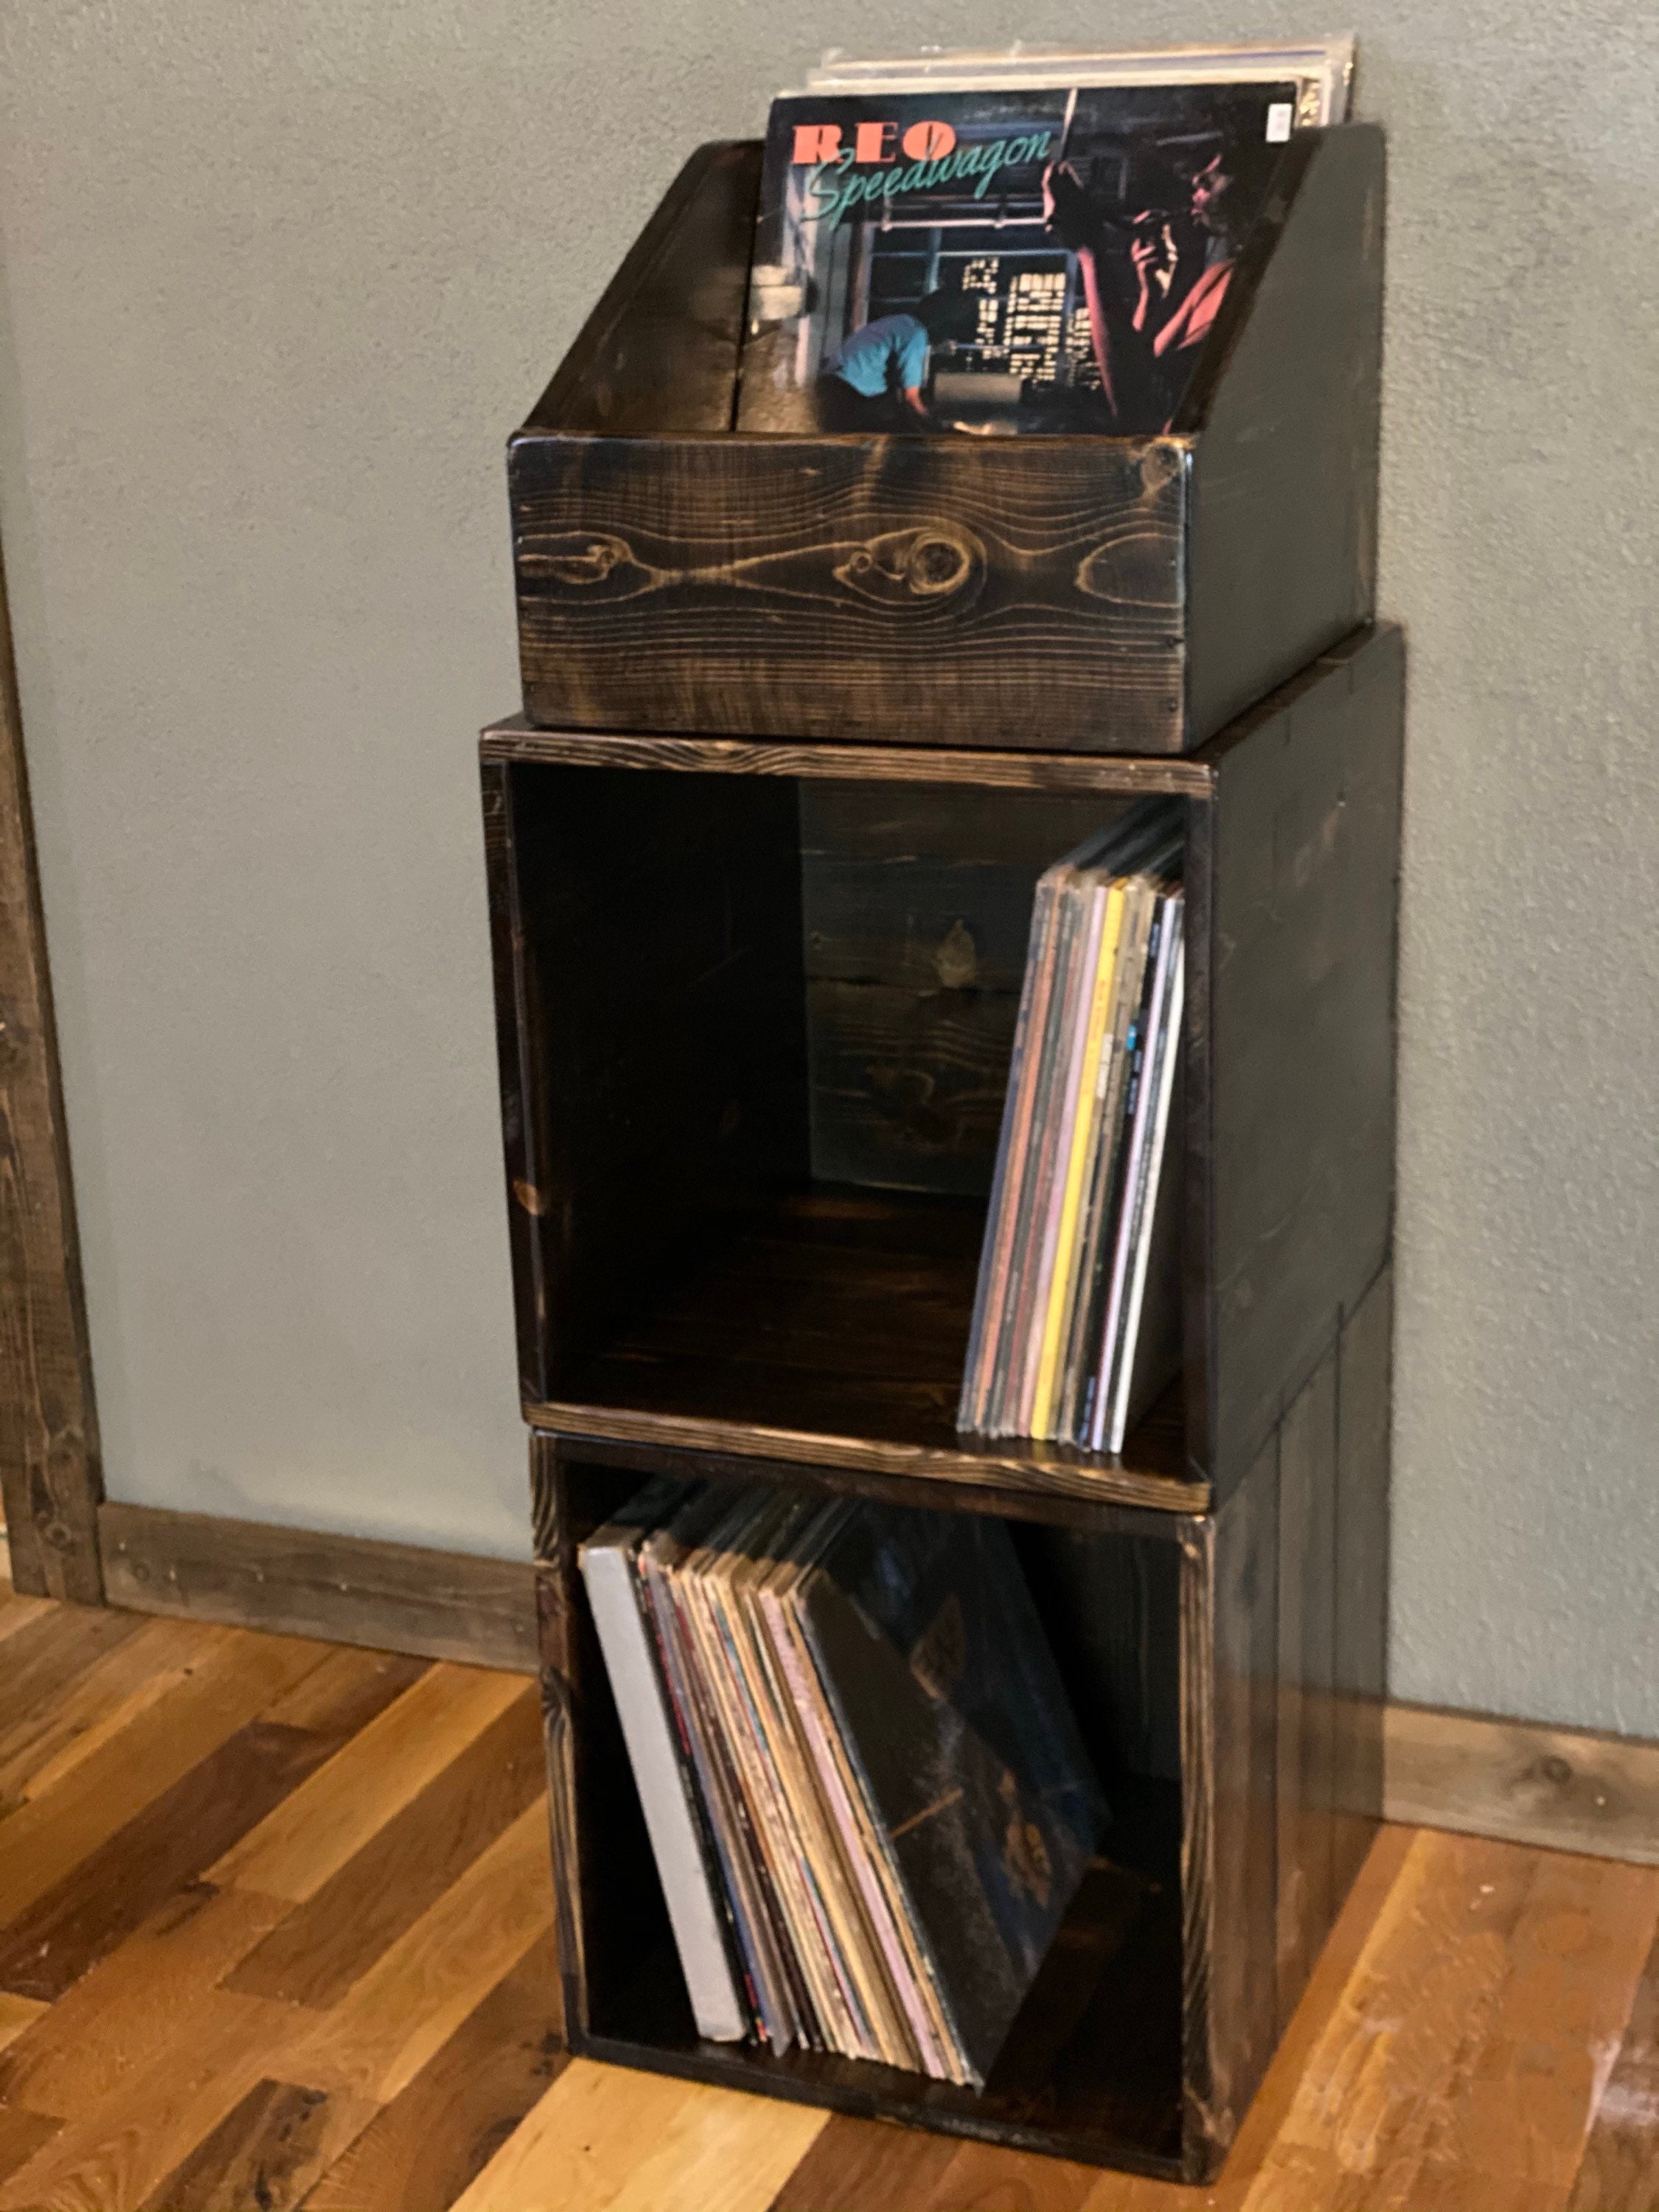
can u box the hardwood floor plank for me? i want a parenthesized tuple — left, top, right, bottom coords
(0, 1583, 54, 1646)
(0, 1992, 46, 2055)
(768, 2112, 961, 2211)
(919, 2138, 1103, 2209)
(0, 1987, 302, 2211)
(0, 1720, 350, 2001)
(0, 1881, 291, 2117)
(448, 2056, 826, 2212)
(1241, 1832, 1659, 2210)
(284, 1801, 554, 2104)
(1440, 1848, 1659, 2195)
(228, 1688, 543, 2006)
(212, 1663, 527, 1903)
(300, 1928, 565, 2212)
(0, 1618, 231, 1809)
(0, 2106, 61, 2185)
(135, 2078, 379, 2212)
(260, 1646, 431, 1738)
(0, 1606, 143, 1770)
(0, 1627, 333, 1926)
(1242, 2140, 1571, 2210)
(1181, 1824, 1416, 2211)
(4, 1593, 1655, 2211)
(1567, 1912, 1659, 2211)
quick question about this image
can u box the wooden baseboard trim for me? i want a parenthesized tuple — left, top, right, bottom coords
(97, 1502, 536, 1674)
(82, 1502, 1659, 1863)
(1384, 1700, 1659, 1865)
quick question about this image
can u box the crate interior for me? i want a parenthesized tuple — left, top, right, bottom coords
(557, 1454, 1187, 2170)
(506, 761, 1192, 1478)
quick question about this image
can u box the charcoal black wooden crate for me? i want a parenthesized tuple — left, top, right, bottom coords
(481, 625, 1402, 2180)
(508, 126, 1382, 756)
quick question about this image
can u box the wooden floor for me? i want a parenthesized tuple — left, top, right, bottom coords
(0, 1573, 1656, 2212)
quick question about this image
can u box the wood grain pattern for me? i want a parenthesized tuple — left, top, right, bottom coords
(1247, 1832, 1659, 2211)
(0, 1579, 53, 1646)
(512, 424, 1189, 755)
(213, 1662, 529, 1902)
(1569, 1913, 1659, 2211)
(768, 2112, 962, 2211)
(99, 1501, 538, 1672)
(0, 1602, 147, 1800)
(0, 2106, 60, 2185)
(481, 720, 1213, 796)
(0, 538, 102, 1602)
(0, 1627, 330, 1927)
(135, 2077, 378, 2212)
(524, 1395, 1200, 1515)
(2, 1590, 1659, 2208)
(0, 1995, 45, 2059)
(0, 1880, 292, 2118)
(282, 1801, 554, 2105)
(0, 1621, 234, 1816)
(0, 1985, 297, 2211)
(301, 1930, 567, 2212)
(449, 2056, 826, 2212)
(1386, 1704, 1659, 1867)
(225, 1688, 543, 2007)
(0, 1718, 343, 2001)
(799, 783, 1127, 1198)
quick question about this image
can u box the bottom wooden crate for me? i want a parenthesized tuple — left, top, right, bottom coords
(527, 1265, 1388, 2183)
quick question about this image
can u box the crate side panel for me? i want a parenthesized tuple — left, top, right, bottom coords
(504, 762, 810, 1390)
(1275, 1343, 1340, 2036)
(1185, 126, 1384, 740)
(482, 761, 550, 1405)
(522, 141, 759, 439)
(1332, 1260, 1391, 1899)
(1183, 1439, 1279, 2177)
(1208, 627, 1402, 1498)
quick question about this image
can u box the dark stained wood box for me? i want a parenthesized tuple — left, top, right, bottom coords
(509, 127, 1382, 756)
(481, 624, 1403, 2180)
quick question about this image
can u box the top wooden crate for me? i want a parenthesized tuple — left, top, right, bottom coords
(509, 125, 1382, 756)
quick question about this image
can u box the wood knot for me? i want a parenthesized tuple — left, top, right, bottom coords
(0, 997, 29, 1071)
(833, 526, 981, 608)
(1138, 443, 1183, 497)
(1074, 526, 1181, 609)
(933, 919, 978, 990)
(527, 533, 656, 602)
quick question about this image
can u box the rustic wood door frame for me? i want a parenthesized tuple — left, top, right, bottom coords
(0, 532, 103, 1601)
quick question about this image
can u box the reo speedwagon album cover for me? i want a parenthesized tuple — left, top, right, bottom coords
(737, 80, 1312, 437)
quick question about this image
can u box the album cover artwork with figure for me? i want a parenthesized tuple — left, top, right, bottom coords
(736, 81, 1309, 437)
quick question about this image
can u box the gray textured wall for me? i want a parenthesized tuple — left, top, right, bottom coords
(1, 3, 1655, 1728)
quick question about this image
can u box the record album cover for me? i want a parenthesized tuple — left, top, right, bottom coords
(795, 1500, 1105, 2084)
(737, 79, 1309, 437)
